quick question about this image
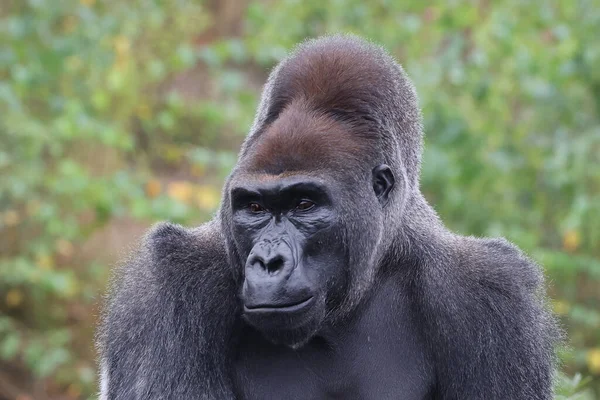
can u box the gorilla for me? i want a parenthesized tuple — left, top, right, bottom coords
(98, 35, 558, 399)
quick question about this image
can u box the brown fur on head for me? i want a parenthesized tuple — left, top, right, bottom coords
(264, 38, 397, 124)
(241, 35, 423, 191)
(241, 99, 378, 175)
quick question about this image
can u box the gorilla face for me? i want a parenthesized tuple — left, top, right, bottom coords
(229, 165, 394, 348)
(224, 104, 396, 348)
(230, 174, 347, 347)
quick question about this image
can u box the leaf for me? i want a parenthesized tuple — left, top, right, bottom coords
(587, 349, 600, 375)
(167, 181, 194, 204)
(195, 185, 221, 210)
(0, 334, 21, 360)
(145, 179, 162, 199)
(5, 289, 24, 308)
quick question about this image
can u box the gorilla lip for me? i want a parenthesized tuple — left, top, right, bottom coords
(244, 296, 314, 313)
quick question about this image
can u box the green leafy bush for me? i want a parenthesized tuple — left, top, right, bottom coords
(0, 0, 223, 396)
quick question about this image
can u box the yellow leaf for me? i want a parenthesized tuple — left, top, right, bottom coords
(62, 15, 78, 33)
(145, 179, 162, 199)
(195, 185, 221, 210)
(113, 35, 131, 56)
(167, 181, 194, 204)
(80, 0, 95, 6)
(562, 230, 581, 252)
(6, 289, 23, 308)
(165, 146, 184, 163)
(36, 254, 54, 270)
(552, 300, 570, 316)
(587, 348, 600, 375)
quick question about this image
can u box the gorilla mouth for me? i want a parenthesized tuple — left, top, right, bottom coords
(244, 296, 314, 313)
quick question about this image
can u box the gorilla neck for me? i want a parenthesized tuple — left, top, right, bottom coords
(326, 189, 448, 341)
(320, 268, 416, 344)
(385, 189, 452, 266)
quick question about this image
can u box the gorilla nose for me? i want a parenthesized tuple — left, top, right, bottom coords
(246, 247, 289, 275)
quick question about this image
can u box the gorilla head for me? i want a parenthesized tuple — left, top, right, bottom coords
(220, 36, 422, 348)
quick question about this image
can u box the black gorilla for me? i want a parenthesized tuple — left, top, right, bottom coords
(98, 35, 558, 399)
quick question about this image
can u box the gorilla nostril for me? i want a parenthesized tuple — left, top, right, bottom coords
(266, 256, 284, 274)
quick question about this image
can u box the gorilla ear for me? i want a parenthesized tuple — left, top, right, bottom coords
(372, 164, 395, 206)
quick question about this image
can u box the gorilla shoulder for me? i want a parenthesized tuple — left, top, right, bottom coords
(98, 220, 238, 399)
(417, 234, 557, 399)
(461, 236, 545, 293)
(106, 220, 229, 292)
(144, 221, 228, 278)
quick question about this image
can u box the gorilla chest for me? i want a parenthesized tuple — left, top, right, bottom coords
(233, 318, 433, 400)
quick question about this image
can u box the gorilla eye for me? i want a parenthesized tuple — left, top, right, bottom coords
(249, 203, 264, 213)
(296, 200, 315, 211)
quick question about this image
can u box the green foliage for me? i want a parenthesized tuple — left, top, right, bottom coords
(0, 0, 224, 396)
(1, 0, 599, 398)
(556, 373, 596, 399)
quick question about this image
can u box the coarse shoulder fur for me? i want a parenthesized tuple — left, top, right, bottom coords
(97, 220, 239, 400)
(412, 231, 559, 399)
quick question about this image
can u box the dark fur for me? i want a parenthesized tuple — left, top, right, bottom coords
(98, 35, 559, 399)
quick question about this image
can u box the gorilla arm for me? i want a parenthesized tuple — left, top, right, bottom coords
(97, 221, 238, 400)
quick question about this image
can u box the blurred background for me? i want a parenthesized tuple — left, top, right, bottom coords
(1, 0, 599, 398)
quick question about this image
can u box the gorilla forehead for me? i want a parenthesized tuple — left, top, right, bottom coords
(240, 100, 378, 175)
